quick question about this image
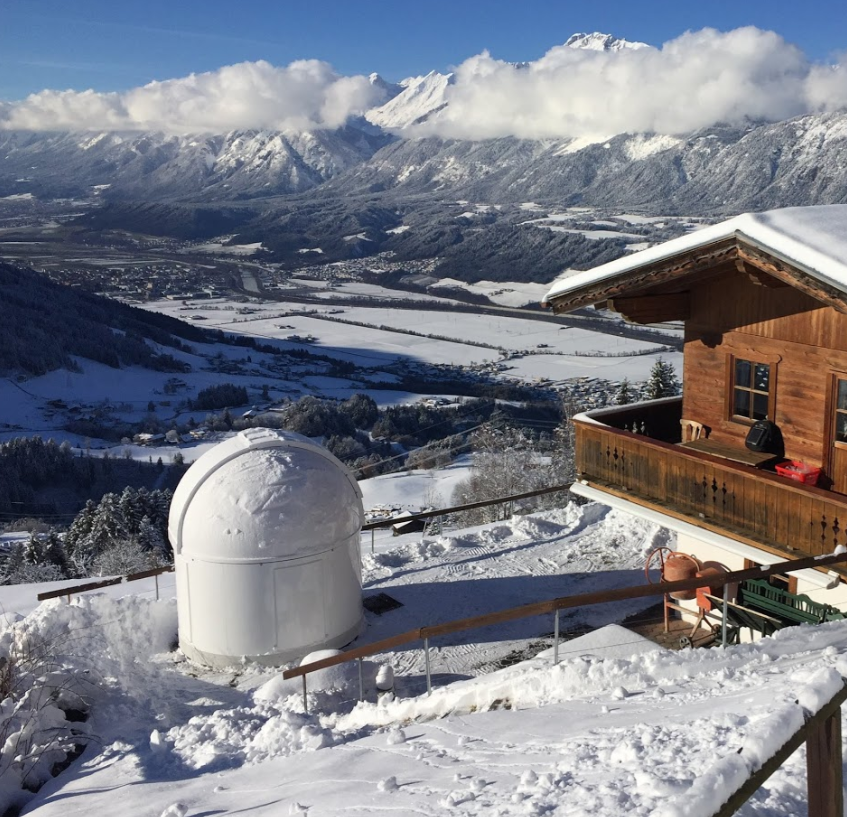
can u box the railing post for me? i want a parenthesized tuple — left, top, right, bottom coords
(424, 637, 432, 696)
(371, 528, 375, 554)
(154, 572, 159, 601)
(722, 581, 729, 648)
(358, 657, 364, 702)
(553, 609, 560, 665)
(302, 675, 308, 712)
(806, 703, 843, 817)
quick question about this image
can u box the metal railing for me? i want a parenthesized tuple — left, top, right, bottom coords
(283, 549, 847, 710)
(362, 482, 574, 551)
(37, 564, 175, 603)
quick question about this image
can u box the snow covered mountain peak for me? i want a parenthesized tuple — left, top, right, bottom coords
(365, 71, 454, 131)
(565, 32, 651, 52)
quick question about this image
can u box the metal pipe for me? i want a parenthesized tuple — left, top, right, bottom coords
(424, 637, 432, 696)
(371, 528, 375, 554)
(553, 609, 560, 665)
(722, 581, 729, 648)
(302, 675, 308, 712)
(358, 657, 364, 701)
(154, 573, 159, 601)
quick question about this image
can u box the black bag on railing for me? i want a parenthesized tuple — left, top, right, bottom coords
(745, 419, 778, 453)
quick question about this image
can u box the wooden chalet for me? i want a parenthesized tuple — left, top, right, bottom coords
(544, 205, 847, 620)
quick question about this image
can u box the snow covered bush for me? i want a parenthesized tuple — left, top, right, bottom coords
(451, 421, 574, 525)
(0, 594, 178, 814)
(0, 613, 93, 814)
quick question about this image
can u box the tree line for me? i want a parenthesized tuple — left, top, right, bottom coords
(1, 486, 171, 585)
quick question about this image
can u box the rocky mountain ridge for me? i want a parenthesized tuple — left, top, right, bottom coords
(0, 32, 845, 217)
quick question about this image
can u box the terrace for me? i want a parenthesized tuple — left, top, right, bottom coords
(573, 396, 847, 565)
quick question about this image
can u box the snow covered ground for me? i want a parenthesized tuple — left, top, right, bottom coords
(1, 291, 681, 456)
(5, 497, 847, 816)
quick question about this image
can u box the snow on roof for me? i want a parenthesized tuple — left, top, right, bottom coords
(544, 205, 847, 304)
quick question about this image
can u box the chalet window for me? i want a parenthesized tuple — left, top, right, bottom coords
(732, 358, 771, 421)
(835, 379, 847, 443)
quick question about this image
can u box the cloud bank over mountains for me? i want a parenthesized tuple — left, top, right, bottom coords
(2, 27, 846, 138)
(418, 28, 847, 139)
(0, 59, 385, 134)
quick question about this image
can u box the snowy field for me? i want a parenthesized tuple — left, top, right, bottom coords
(4, 499, 846, 816)
(282, 279, 457, 304)
(1, 291, 681, 452)
(144, 297, 682, 373)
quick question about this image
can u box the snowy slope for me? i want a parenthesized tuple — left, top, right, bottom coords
(4, 499, 847, 816)
(19, 574, 847, 817)
(365, 71, 454, 130)
(364, 34, 648, 133)
(564, 32, 652, 52)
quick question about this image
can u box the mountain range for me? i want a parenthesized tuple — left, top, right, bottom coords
(1, 32, 846, 269)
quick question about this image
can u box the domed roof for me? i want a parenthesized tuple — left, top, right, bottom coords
(169, 428, 363, 562)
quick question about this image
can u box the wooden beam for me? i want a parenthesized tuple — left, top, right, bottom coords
(547, 239, 738, 314)
(807, 704, 843, 817)
(738, 244, 847, 312)
(608, 292, 690, 323)
(546, 236, 847, 316)
(736, 258, 790, 288)
(712, 681, 847, 817)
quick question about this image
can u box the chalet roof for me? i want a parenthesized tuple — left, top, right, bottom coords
(543, 205, 847, 308)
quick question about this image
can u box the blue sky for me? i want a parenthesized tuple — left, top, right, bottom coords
(2, 0, 846, 101)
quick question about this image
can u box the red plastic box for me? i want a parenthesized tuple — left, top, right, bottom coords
(775, 460, 821, 486)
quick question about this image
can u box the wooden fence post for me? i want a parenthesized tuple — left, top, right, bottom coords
(807, 706, 843, 817)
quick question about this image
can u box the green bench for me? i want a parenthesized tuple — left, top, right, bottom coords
(738, 579, 845, 626)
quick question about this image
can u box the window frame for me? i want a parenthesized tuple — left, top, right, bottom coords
(728, 353, 778, 425)
(832, 376, 847, 451)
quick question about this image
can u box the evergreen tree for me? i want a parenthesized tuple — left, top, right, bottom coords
(137, 515, 166, 554)
(643, 358, 680, 400)
(0, 544, 25, 584)
(23, 533, 44, 566)
(615, 378, 634, 405)
(77, 493, 129, 572)
(43, 529, 70, 576)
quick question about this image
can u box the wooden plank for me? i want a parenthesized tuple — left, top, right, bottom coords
(362, 483, 573, 530)
(547, 239, 737, 314)
(713, 681, 847, 817)
(738, 244, 847, 314)
(283, 629, 424, 679)
(807, 703, 843, 817)
(574, 408, 847, 561)
(608, 293, 691, 324)
(286, 553, 847, 683)
(38, 576, 123, 601)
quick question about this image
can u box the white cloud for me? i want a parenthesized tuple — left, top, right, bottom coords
(1, 29, 846, 138)
(412, 27, 847, 140)
(0, 59, 385, 133)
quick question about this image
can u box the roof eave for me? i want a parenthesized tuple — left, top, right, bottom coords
(545, 234, 847, 316)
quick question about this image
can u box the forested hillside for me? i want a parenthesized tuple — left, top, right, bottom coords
(0, 263, 207, 376)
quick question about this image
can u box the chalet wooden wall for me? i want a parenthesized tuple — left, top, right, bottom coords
(683, 271, 847, 470)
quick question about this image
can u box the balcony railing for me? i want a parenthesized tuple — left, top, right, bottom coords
(574, 397, 847, 560)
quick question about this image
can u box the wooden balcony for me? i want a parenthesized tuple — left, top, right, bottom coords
(574, 397, 847, 562)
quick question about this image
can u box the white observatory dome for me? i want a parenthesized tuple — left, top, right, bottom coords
(169, 428, 364, 668)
